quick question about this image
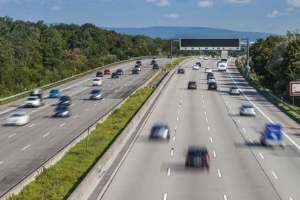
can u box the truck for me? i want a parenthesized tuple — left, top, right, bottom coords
(24, 88, 44, 107)
(260, 123, 285, 148)
(220, 50, 228, 62)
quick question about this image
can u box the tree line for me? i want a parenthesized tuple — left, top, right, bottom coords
(0, 17, 182, 98)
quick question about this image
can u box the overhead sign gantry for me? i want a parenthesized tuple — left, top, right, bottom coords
(180, 38, 240, 50)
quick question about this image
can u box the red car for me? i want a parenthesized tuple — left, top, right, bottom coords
(136, 60, 142, 66)
(104, 69, 111, 75)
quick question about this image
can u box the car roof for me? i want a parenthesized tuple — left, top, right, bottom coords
(241, 104, 253, 108)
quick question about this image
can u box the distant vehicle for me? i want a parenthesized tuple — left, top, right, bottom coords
(58, 95, 71, 106)
(52, 105, 71, 117)
(229, 86, 240, 95)
(177, 68, 185, 74)
(260, 123, 285, 148)
(104, 69, 111, 75)
(151, 59, 156, 65)
(198, 56, 203, 59)
(6, 112, 30, 126)
(206, 72, 214, 78)
(208, 82, 217, 90)
(196, 62, 201, 67)
(152, 63, 159, 69)
(96, 71, 103, 77)
(134, 65, 141, 71)
(218, 62, 227, 71)
(136, 60, 142, 66)
(204, 56, 209, 60)
(207, 78, 216, 84)
(205, 67, 212, 73)
(89, 89, 103, 100)
(185, 145, 210, 169)
(116, 69, 124, 75)
(132, 68, 139, 74)
(188, 81, 197, 89)
(92, 77, 102, 86)
(239, 104, 255, 116)
(192, 64, 200, 70)
(28, 88, 44, 106)
(49, 89, 60, 98)
(24, 96, 42, 107)
(149, 123, 170, 141)
(167, 55, 172, 58)
(111, 72, 119, 78)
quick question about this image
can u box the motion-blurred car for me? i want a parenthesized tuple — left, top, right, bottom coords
(185, 145, 210, 168)
(206, 72, 214, 79)
(239, 104, 256, 116)
(177, 68, 185, 74)
(207, 78, 216, 84)
(104, 69, 111, 75)
(134, 65, 141, 71)
(229, 86, 240, 95)
(111, 72, 119, 78)
(52, 105, 71, 117)
(188, 81, 197, 89)
(136, 60, 142, 66)
(92, 77, 102, 86)
(208, 82, 217, 90)
(116, 68, 124, 75)
(152, 63, 159, 69)
(196, 62, 201, 67)
(49, 89, 60, 98)
(151, 59, 156, 65)
(149, 123, 170, 141)
(24, 96, 42, 107)
(193, 64, 200, 70)
(57, 95, 71, 106)
(6, 112, 30, 126)
(96, 71, 103, 77)
(89, 89, 102, 100)
(132, 68, 139, 74)
(205, 67, 212, 73)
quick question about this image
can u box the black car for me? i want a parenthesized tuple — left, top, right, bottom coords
(96, 71, 103, 77)
(52, 105, 71, 117)
(188, 81, 197, 89)
(177, 68, 185, 74)
(208, 82, 217, 90)
(149, 123, 170, 141)
(151, 59, 156, 65)
(132, 68, 139, 74)
(111, 72, 119, 78)
(196, 62, 201, 67)
(116, 69, 124, 75)
(206, 72, 214, 79)
(152, 63, 159, 69)
(57, 95, 71, 105)
(89, 89, 102, 100)
(185, 145, 210, 168)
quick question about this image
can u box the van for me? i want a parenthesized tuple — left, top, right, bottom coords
(217, 62, 227, 71)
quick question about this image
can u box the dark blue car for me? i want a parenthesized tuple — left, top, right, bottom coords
(49, 89, 60, 98)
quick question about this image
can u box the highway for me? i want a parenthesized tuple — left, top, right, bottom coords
(0, 58, 171, 198)
(99, 57, 300, 200)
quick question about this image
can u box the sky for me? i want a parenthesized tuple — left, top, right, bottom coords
(0, 0, 300, 35)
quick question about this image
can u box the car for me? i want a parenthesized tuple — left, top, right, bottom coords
(136, 60, 142, 66)
(24, 96, 42, 107)
(6, 112, 30, 126)
(229, 86, 240, 95)
(96, 71, 103, 77)
(188, 81, 197, 89)
(207, 78, 216, 84)
(92, 77, 102, 86)
(208, 82, 217, 90)
(111, 72, 119, 78)
(104, 69, 111, 75)
(185, 145, 210, 168)
(132, 68, 139, 74)
(207, 73, 214, 80)
(205, 67, 212, 73)
(196, 62, 201, 67)
(239, 104, 256, 116)
(198, 56, 203, 59)
(149, 123, 170, 141)
(204, 56, 209, 60)
(177, 68, 185, 74)
(151, 59, 156, 65)
(89, 89, 103, 100)
(58, 95, 71, 106)
(192, 64, 200, 70)
(116, 68, 124, 75)
(52, 105, 71, 117)
(49, 89, 60, 98)
(152, 63, 159, 69)
(134, 65, 141, 71)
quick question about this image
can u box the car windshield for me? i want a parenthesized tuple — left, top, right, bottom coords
(11, 113, 23, 117)
(91, 90, 101, 94)
(243, 105, 253, 108)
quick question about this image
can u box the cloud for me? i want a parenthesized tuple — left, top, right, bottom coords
(197, 0, 213, 8)
(164, 13, 179, 19)
(287, 0, 300, 7)
(49, 5, 61, 11)
(266, 10, 279, 17)
(226, 0, 251, 4)
(145, 0, 171, 7)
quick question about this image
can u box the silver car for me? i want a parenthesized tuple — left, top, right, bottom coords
(229, 86, 240, 95)
(239, 104, 256, 116)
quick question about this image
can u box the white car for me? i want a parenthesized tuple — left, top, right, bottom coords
(6, 112, 30, 126)
(25, 96, 41, 107)
(192, 64, 200, 70)
(207, 78, 216, 84)
(239, 104, 256, 116)
(229, 86, 240, 95)
(205, 67, 212, 73)
(92, 77, 102, 86)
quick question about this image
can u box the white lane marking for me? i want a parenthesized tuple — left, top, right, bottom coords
(206, 118, 208, 122)
(174, 126, 177, 132)
(163, 193, 168, 200)
(178, 110, 180, 114)
(8, 133, 16, 138)
(218, 169, 222, 177)
(204, 111, 206, 115)
(289, 197, 293, 200)
(176, 117, 179, 121)
(229, 106, 232, 109)
(29, 124, 35, 127)
(22, 145, 30, 151)
(223, 194, 228, 200)
(43, 132, 51, 137)
(60, 123, 66, 127)
(242, 128, 246, 133)
(233, 112, 236, 116)
(208, 127, 210, 131)
(170, 148, 174, 156)
(0, 161, 3, 164)
(85, 108, 89, 112)
(259, 152, 264, 159)
(210, 137, 213, 142)
(249, 139, 253, 144)
(173, 136, 176, 141)
(271, 171, 278, 179)
(167, 168, 171, 176)
(213, 151, 217, 157)
(73, 115, 78, 118)
(237, 119, 240, 123)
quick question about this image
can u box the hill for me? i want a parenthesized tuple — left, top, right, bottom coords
(101, 26, 279, 42)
